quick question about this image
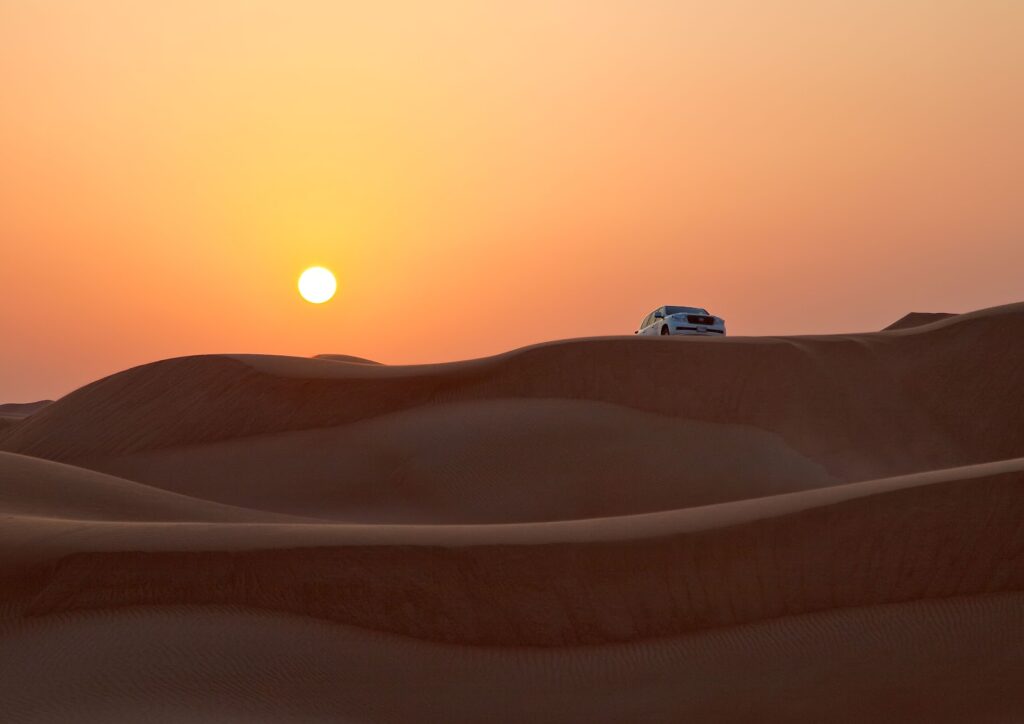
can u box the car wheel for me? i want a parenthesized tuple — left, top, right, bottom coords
(660, 325, 670, 336)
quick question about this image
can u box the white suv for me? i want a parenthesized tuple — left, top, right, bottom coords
(636, 306, 727, 336)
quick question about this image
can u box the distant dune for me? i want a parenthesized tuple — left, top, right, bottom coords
(883, 311, 956, 330)
(313, 353, 382, 364)
(0, 399, 51, 421)
(2, 303, 1024, 721)
(0, 400, 52, 434)
(0, 399, 52, 419)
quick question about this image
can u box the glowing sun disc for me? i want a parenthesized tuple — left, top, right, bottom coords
(298, 266, 337, 304)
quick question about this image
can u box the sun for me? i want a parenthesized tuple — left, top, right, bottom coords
(298, 266, 337, 304)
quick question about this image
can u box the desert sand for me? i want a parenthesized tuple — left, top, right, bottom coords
(1, 303, 1023, 722)
(0, 401, 51, 434)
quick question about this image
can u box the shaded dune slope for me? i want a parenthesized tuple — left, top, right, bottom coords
(4, 303, 1024, 488)
(93, 400, 837, 522)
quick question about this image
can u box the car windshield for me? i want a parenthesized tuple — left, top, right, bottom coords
(665, 306, 708, 315)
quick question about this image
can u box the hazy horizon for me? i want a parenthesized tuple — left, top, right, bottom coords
(3, 1, 1022, 402)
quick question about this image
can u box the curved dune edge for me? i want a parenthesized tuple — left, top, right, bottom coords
(0, 452, 311, 523)
(4, 460, 1023, 646)
(2, 594, 1023, 723)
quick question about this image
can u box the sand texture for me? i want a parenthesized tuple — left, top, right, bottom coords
(1, 303, 1023, 721)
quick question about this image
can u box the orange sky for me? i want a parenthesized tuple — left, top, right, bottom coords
(2, 1, 1022, 401)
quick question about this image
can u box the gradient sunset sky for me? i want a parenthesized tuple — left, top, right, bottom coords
(2, 1, 1022, 401)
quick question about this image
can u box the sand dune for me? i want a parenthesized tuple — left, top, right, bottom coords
(3, 595, 1023, 724)
(0, 452, 305, 523)
(0, 400, 52, 419)
(884, 311, 956, 330)
(4, 303, 1024, 482)
(0, 400, 52, 433)
(313, 353, 381, 364)
(3, 456, 1024, 641)
(92, 399, 837, 522)
(2, 302, 1024, 720)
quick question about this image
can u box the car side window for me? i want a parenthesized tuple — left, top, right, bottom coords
(642, 313, 652, 329)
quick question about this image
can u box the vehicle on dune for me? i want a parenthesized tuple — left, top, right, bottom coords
(636, 305, 726, 336)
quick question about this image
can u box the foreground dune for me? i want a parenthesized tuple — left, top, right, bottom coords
(3, 595, 1023, 724)
(2, 303, 1024, 720)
